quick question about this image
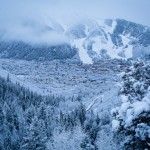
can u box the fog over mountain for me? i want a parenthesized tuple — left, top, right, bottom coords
(0, 0, 150, 45)
(0, 17, 150, 62)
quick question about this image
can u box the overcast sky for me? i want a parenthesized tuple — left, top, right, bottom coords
(0, 0, 150, 26)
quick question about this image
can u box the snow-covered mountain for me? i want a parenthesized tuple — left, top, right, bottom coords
(0, 18, 150, 63)
(68, 18, 150, 64)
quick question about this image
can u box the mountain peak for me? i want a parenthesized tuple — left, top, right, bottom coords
(0, 18, 150, 63)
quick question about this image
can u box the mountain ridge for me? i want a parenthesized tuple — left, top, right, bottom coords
(0, 18, 150, 63)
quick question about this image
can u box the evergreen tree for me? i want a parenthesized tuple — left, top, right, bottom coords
(21, 116, 47, 150)
(112, 60, 150, 149)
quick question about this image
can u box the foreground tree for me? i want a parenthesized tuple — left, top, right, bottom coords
(112, 60, 150, 149)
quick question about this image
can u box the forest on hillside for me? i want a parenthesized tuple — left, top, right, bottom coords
(0, 60, 149, 150)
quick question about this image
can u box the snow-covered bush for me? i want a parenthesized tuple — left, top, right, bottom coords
(46, 126, 86, 150)
(112, 60, 150, 149)
(96, 126, 119, 150)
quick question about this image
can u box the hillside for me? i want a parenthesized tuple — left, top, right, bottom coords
(0, 18, 150, 63)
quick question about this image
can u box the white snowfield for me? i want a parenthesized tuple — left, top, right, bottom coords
(70, 19, 137, 64)
(73, 38, 93, 64)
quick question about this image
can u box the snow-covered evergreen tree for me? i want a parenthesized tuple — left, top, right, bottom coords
(21, 116, 47, 150)
(46, 126, 86, 150)
(112, 60, 150, 149)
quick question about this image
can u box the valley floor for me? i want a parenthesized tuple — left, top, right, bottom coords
(0, 58, 122, 112)
(0, 58, 127, 149)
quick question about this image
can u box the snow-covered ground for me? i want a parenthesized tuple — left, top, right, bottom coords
(0, 64, 46, 95)
(0, 58, 121, 113)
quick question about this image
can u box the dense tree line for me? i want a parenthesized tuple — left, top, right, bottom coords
(0, 75, 102, 150)
(0, 42, 77, 61)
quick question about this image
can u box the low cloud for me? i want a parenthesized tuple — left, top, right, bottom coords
(0, 0, 70, 45)
(0, 0, 149, 46)
(1, 18, 69, 45)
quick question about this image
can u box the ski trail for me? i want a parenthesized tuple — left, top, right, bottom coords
(86, 85, 120, 112)
(86, 96, 103, 112)
(73, 38, 93, 64)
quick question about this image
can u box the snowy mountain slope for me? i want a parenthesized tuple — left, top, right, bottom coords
(0, 41, 77, 61)
(68, 19, 150, 63)
(0, 18, 150, 63)
(0, 66, 47, 95)
(0, 18, 77, 61)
